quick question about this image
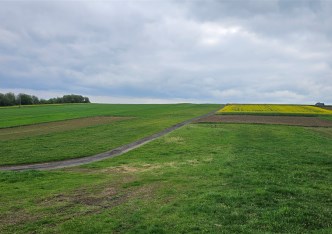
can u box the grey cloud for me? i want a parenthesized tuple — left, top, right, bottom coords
(184, 0, 332, 40)
(0, 0, 331, 103)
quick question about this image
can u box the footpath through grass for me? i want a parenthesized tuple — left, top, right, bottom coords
(0, 104, 219, 165)
(0, 123, 331, 233)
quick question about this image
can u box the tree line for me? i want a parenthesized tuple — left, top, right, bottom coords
(0, 93, 90, 106)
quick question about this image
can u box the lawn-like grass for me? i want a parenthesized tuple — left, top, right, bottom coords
(0, 104, 219, 165)
(218, 104, 332, 116)
(0, 123, 331, 233)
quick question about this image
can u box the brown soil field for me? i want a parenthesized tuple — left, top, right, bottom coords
(196, 115, 332, 127)
(321, 106, 332, 110)
(0, 116, 132, 141)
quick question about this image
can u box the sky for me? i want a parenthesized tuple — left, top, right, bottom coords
(0, 0, 331, 104)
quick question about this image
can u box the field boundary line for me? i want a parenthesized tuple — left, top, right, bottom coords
(0, 110, 217, 171)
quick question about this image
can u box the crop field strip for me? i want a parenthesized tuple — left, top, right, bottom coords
(321, 106, 332, 110)
(0, 116, 132, 140)
(218, 104, 332, 115)
(197, 115, 332, 127)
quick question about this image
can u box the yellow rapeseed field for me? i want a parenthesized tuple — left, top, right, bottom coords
(218, 104, 332, 115)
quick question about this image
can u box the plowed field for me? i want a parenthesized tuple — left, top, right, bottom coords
(322, 106, 332, 110)
(0, 116, 131, 140)
(197, 115, 332, 127)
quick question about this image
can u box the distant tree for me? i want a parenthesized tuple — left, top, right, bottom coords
(56, 97, 63, 103)
(62, 94, 85, 103)
(39, 99, 48, 104)
(0, 92, 17, 106)
(31, 95, 39, 104)
(0, 92, 91, 106)
(4, 92, 16, 106)
(16, 94, 21, 106)
(63, 95, 72, 103)
(0, 93, 5, 106)
(83, 97, 90, 103)
(17, 93, 33, 105)
(47, 98, 56, 104)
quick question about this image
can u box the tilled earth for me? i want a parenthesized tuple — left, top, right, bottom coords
(0, 116, 132, 140)
(322, 106, 332, 110)
(197, 115, 332, 127)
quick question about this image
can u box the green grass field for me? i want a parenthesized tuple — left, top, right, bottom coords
(0, 104, 331, 233)
(0, 123, 331, 233)
(0, 104, 219, 165)
(0, 103, 218, 128)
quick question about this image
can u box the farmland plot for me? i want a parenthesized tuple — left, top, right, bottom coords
(218, 104, 332, 115)
(0, 104, 219, 165)
(0, 116, 131, 140)
(197, 115, 332, 127)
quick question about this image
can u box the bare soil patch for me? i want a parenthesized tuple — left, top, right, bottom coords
(197, 115, 332, 127)
(0, 116, 132, 140)
(321, 106, 332, 110)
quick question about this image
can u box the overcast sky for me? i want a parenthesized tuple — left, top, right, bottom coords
(0, 0, 331, 104)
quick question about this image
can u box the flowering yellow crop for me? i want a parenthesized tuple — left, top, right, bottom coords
(217, 104, 332, 115)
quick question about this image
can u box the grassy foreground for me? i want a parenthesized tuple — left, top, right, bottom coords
(0, 123, 331, 233)
(0, 104, 219, 165)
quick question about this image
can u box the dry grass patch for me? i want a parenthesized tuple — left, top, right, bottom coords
(101, 159, 215, 175)
(164, 136, 185, 144)
(38, 183, 158, 217)
(0, 210, 40, 230)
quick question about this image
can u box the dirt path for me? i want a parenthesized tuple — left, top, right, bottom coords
(0, 111, 217, 171)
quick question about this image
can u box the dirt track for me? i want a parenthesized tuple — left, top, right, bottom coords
(0, 110, 217, 171)
(197, 115, 332, 127)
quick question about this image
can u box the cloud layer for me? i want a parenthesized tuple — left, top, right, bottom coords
(0, 0, 331, 103)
